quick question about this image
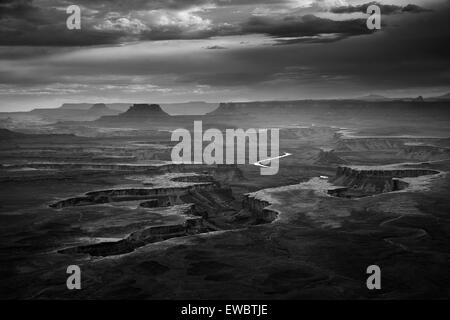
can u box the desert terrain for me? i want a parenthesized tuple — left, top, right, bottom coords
(1, 100, 450, 299)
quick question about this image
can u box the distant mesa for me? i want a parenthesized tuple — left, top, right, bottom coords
(121, 104, 169, 117)
(96, 104, 169, 123)
(89, 103, 109, 112)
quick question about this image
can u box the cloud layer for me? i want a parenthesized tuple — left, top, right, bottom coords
(0, 0, 448, 111)
(0, 0, 430, 46)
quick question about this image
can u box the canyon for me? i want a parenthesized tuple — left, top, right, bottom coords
(1, 99, 449, 299)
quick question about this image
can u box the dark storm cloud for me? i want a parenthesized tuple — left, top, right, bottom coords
(331, 2, 431, 15)
(0, 0, 34, 17)
(0, 0, 59, 26)
(0, 0, 127, 46)
(135, 14, 374, 43)
(241, 14, 373, 40)
(0, 0, 379, 46)
(0, 0, 268, 46)
(171, 2, 450, 91)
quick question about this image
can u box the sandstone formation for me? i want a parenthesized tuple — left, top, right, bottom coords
(331, 165, 440, 196)
(58, 204, 206, 256)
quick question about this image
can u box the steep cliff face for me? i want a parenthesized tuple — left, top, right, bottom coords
(241, 194, 279, 223)
(50, 183, 218, 209)
(331, 166, 440, 195)
(58, 204, 207, 257)
(52, 172, 240, 256)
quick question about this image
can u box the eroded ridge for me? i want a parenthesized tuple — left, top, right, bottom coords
(329, 165, 441, 198)
(58, 204, 207, 257)
(50, 183, 218, 209)
(241, 165, 444, 224)
(51, 172, 262, 257)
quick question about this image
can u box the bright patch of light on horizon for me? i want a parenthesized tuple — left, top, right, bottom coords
(46, 34, 276, 64)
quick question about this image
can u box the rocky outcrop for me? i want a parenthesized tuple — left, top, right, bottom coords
(52, 171, 246, 257)
(331, 166, 440, 195)
(242, 194, 279, 223)
(50, 183, 218, 209)
(58, 204, 207, 257)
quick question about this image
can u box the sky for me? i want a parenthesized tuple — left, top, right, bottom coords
(0, 0, 449, 111)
